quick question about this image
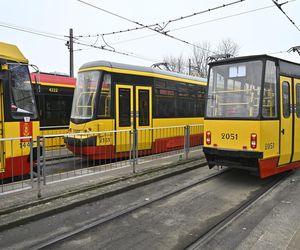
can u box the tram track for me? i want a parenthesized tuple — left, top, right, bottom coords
(0, 157, 207, 231)
(31, 167, 229, 250)
(185, 171, 291, 250)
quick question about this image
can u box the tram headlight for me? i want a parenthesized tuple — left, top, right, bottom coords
(206, 131, 211, 145)
(250, 133, 257, 149)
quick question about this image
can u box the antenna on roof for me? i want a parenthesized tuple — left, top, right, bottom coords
(207, 53, 233, 62)
(287, 46, 300, 56)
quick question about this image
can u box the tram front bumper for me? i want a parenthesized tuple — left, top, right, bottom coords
(203, 147, 263, 171)
(64, 136, 97, 147)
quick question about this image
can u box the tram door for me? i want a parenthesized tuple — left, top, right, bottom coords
(279, 76, 293, 165)
(115, 85, 134, 152)
(115, 85, 152, 153)
(135, 86, 152, 150)
(292, 79, 300, 162)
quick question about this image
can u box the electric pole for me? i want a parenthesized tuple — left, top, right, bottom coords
(66, 28, 74, 77)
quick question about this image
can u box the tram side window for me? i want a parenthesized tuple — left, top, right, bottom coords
(97, 73, 111, 118)
(282, 82, 290, 118)
(177, 83, 196, 117)
(154, 80, 176, 118)
(119, 88, 131, 127)
(262, 60, 277, 118)
(296, 84, 300, 118)
(138, 90, 149, 126)
(196, 85, 206, 117)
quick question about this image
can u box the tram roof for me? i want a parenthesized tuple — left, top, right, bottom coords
(30, 72, 76, 88)
(79, 60, 207, 83)
(0, 41, 28, 64)
(208, 54, 300, 78)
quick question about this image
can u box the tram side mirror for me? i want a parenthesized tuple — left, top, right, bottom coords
(0, 64, 8, 71)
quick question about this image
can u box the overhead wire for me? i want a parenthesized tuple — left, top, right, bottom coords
(77, 0, 246, 55)
(0, 21, 159, 63)
(77, 0, 245, 38)
(272, 0, 300, 32)
(110, 4, 279, 46)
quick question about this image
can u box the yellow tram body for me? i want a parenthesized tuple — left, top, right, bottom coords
(204, 55, 300, 178)
(66, 61, 206, 159)
(0, 41, 39, 179)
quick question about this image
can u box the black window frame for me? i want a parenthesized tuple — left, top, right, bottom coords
(282, 81, 291, 118)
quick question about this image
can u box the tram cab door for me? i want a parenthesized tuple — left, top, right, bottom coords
(115, 85, 134, 152)
(279, 76, 293, 165)
(292, 79, 300, 162)
(0, 81, 5, 172)
(135, 86, 152, 150)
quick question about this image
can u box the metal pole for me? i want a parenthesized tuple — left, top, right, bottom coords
(30, 138, 33, 187)
(37, 136, 42, 198)
(42, 137, 46, 185)
(188, 58, 191, 75)
(184, 125, 190, 160)
(132, 129, 137, 173)
(69, 28, 74, 77)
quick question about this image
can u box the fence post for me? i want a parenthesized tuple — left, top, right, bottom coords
(131, 129, 138, 174)
(30, 138, 33, 187)
(184, 125, 190, 160)
(132, 129, 136, 173)
(36, 136, 42, 198)
(135, 129, 138, 166)
(42, 136, 46, 185)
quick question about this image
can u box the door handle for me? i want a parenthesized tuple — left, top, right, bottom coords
(281, 129, 285, 135)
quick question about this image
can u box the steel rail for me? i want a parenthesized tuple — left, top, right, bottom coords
(185, 172, 291, 250)
(32, 167, 229, 249)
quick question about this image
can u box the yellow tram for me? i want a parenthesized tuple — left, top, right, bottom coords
(203, 55, 300, 178)
(0, 41, 39, 179)
(66, 61, 206, 159)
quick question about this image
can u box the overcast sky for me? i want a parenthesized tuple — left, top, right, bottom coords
(1, 0, 300, 76)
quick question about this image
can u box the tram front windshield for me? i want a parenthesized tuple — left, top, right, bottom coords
(10, 64, 38, 119)
(71, 71, 100, 120)
(206, 60, 263, 118)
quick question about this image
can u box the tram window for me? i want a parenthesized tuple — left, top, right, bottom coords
(138, 90, 149, 126)
(119, 88, 131, 127)
(9, 65, 38, 119)
(296, 84, 300, 118)
(97, 74, 111, 118)
(177, 83, 196, 117)
(262, 60, 277, 118)
(196, 85, 206, 117)
(42, 95, 72, 126)
(154, 80, 175, 118)
(282, 82, 290, 118)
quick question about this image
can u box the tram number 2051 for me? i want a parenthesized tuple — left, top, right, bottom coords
(221, 133, 238, 140)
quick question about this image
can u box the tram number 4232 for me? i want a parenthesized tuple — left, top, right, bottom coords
(221, 133, 238, 140)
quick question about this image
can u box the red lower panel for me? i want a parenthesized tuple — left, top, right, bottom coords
(67, 133, 203, 160)
(259, 157, 300, 178)
(1, 156, 30, 180)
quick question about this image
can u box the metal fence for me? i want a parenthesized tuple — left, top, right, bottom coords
(0, 136, 34, 195)
(0, 124, 203, 197)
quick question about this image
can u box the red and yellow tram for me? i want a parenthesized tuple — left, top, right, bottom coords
(66, 61, 207, 159)
(204, 55, 300, 178)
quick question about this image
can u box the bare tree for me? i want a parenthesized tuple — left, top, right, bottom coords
(161, 38, 240, 78)
(190, 41, 212, 78)
(162, 54, 187, 74)
(216, 38, 240, 57)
